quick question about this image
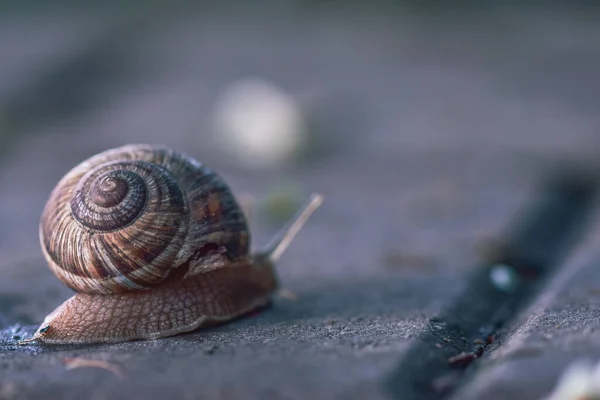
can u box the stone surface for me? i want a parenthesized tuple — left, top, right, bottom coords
(0, 6, 599, 400)
(451, 213, 600, 400)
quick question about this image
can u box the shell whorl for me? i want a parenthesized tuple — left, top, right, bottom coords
(69, 160, 181, 232)
(40, 144, 250, 295)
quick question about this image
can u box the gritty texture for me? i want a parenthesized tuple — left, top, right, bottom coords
(450, 210, 600, 400)
(1, 5, 600, 400)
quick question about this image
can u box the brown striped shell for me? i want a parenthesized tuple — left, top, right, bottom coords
(39, 144, 249, 295)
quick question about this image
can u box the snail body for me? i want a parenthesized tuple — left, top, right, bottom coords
(24, 144, 322, 345)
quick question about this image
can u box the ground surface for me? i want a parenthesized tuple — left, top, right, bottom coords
(0, 5, 600, 400)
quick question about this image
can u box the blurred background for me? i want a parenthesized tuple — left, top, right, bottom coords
(1, 2, 600, 398)
(2, 0, 600, 334)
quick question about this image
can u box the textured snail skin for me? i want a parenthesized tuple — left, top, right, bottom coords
(30, 257, 277, 344)
(24, 144, 321, 345)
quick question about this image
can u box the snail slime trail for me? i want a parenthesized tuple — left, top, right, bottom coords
(21, 144, 323, 345)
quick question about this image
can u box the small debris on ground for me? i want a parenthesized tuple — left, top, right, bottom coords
(62, 357, 124, 379)
(6, 325, 23, 341)
(473, 344, 485, 358)
(277, 289, 299, 301)
(448, 352, 477, 369)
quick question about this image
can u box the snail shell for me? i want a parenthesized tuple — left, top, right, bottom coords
(23, 144, 322, 345)
(40, 144, 249, 294)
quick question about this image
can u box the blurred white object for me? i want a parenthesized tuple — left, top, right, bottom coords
(213, 78, 306, 169)
(545, 359, 600, 400)
(489, 264, 518, 293)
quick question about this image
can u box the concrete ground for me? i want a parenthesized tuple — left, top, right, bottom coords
(0, 5, 599, 399)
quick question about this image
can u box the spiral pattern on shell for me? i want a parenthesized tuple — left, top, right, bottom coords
(40, 144, 250, 294)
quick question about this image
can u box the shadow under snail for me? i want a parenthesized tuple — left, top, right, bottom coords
(21, 144, 322, 345)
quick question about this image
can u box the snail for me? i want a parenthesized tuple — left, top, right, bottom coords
(21, 144, 322, 345)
